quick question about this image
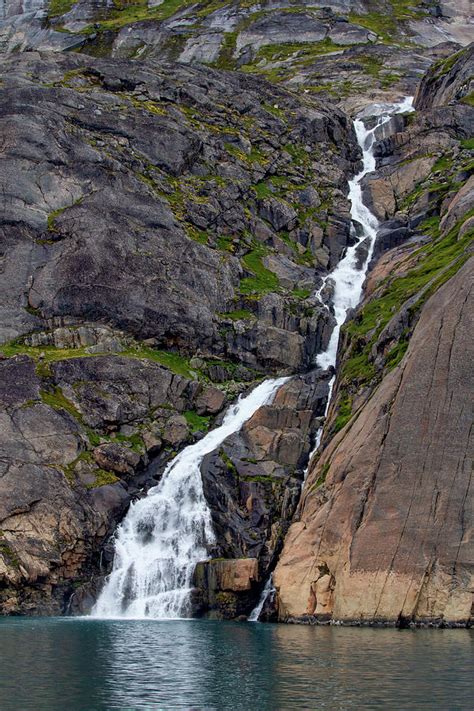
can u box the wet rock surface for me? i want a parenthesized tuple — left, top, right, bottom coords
(193, 558, 260, 619)
(0, 47, 356, 614)
(195, 370, 331, 617)
(0, 6, 472, 624)
(274, 259, 473, 626)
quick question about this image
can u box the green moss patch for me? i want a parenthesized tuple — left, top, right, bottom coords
(218, 309, 255, 321)
(48, 0, 75, 18)
(86, 469, 120, 488)
(240, 246, 280, 295)
(184, 410, 211, 433)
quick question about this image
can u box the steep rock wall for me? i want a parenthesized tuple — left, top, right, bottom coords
(274, 258, 473, 625)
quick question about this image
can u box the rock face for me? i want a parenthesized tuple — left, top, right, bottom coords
(1, 0, 471, 118)
(193, 558, 260, 619)
(414, 43, 474, 110)
(0, 353, 224, 614)
(0, 11, 472, 623)
(273, 47, 474, 627)
(0, 48, 357, 615)
(0, 51, 357, 372)
(274, 259, 473, 625)
(2, 1, 472, 116)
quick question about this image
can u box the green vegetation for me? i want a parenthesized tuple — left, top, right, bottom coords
(355, 55, 402, 88)
(312, 460, 331, 490)
(114, 432, 144, 452)
(253, 181, 272, 199)
(254, 38, 350, 64)
(46, 197, 84, 233)
(214, 31, 238, 70)
(48, 0, 75, 18)
(348, 12, 397, 42)
(218, 309, 255, 321)
(86, 469, 120, 488)
(0, 537, 21, 569)
(262, 102, 286, 120)
(430, 47, 467, 80)
(332, 212, 473, 433)
(186, 226, 209, 244)
(240, 246, 280, 295)
(349, 1, 425, 44)
(40, 387, 102, 446)
(1, 339, 198, 380)
(130, 98, 167, 116)
(216, 235, 235, 252)
(79, 0, 196, 33)
(333, 395, 353, 434)
(385, 338, 409, 371)
(241, 474, 273, 484)
(292, 288, 311, 300)
(460, 137, 474, 150)
(220, 450, 237, 474)
(40, 387, 82, 421)
(184, 410, 211, 433)
(47, 206, 67, 232)
(460, 92, 474, 108)
(122, 346, 196, 379)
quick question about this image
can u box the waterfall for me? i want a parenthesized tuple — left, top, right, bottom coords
(248, 97, 414, 621)
(92, 377, 288, 619)
(309, 96, 415, 458)
(94, 98, 413, 622)
(248, 575, 275, 622)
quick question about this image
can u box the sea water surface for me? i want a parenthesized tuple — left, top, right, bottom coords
(0, 618, 472, 710)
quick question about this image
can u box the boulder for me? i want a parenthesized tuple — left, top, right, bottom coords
(93, 443, 141, 477)
(193, 558, 259, 619)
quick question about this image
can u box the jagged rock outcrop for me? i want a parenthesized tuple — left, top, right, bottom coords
(414, 42, 474, 110)
(0, 14, 472, 622)
(2, 1, 472, 115)
(193, 558, 260, 619)
(0, 51, 357, 372)
(0, 48, 358, 614)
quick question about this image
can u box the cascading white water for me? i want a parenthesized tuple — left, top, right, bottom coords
(249, 97, 414, 620)
(94, 98, 413, 623)
(308, 96, 414, 456)
(248, 575, 275, 622)
(92, 377, 288, 619)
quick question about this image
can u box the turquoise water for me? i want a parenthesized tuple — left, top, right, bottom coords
(0, 619, 472, 710)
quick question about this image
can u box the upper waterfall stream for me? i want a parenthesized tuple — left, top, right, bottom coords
(93, 98, 413, 621)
